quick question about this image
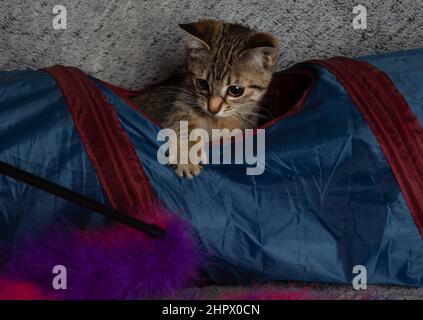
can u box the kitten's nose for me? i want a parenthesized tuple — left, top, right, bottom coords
(208, 96, 223, 115)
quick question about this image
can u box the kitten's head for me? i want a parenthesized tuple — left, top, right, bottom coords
(179, 20, 279, 120)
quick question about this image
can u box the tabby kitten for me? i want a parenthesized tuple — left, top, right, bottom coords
(131, 20, 279, 178)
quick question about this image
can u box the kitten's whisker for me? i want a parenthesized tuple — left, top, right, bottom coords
(163, 86, 198, 98)
(234, 108, 271, 120)
(254, 106, 274, 119)
(229, 110, 255, 125)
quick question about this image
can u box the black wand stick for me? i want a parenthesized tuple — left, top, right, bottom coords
(0, 160, 165, 238)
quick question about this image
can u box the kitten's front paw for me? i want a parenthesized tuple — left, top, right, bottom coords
(174, 163, 203, 179)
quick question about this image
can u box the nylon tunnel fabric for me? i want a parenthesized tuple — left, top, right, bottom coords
(45, 66, 156, 216)
(101, 49, 423, 285)
(0, 70, 109, 241)
(307, 57, 423, 236)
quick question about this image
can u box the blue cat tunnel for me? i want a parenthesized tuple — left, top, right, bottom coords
(0, 48, 422, 286)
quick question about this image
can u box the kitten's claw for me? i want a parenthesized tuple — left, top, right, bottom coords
(175, 163, 203, 179)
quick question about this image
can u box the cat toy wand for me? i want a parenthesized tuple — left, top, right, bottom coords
(0, 160, 165, 238)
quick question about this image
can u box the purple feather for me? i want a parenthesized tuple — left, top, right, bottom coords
(2, 207, 204, 299)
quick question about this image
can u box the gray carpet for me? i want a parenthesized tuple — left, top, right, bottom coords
(1, 0, 422, 88)
(1, 0, 422, 299)
(183, 282, 423, 300)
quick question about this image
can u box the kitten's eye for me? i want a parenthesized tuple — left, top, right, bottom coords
(196, 79, 209, 91)
(227, 86, 244, 97)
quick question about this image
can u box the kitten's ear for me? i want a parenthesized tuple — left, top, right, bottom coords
(239, 32, 279, 69)
(179, 20, 218, 54)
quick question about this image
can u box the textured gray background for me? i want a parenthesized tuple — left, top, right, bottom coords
(0, 0, 422, 88)
(1, 0, 422, 299)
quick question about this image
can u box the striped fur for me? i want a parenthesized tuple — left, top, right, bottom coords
(131, 20, 279, 178)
